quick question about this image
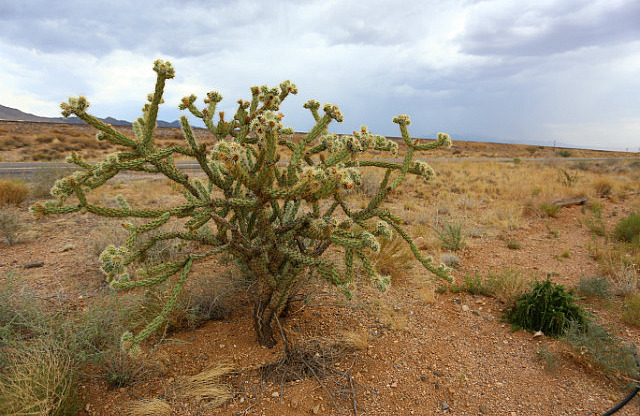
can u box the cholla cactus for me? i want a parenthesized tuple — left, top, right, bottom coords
(31, 60, 452, 348)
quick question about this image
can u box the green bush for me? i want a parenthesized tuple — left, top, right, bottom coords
(506, 279, 589, 337)
(614, 212, 640, 245)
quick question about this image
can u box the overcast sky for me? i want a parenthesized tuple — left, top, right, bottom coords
(1, 0, 639, 151)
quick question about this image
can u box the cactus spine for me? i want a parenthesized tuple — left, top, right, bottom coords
(31, 60, 452, 348)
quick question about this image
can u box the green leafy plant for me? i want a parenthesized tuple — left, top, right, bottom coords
(506, 279, 590, 337)
(557, 150, 572, 158)
(31, 60, 451, 348)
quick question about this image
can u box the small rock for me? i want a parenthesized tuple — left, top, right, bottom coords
(441, 402, 450, 410)
(453, 298, 461, 304)
(472, 310, 481, 316)
(312, 403, 321, 414)
(390, 381, 398, 388)
(61, 244, 74, 252)
(420, 375, 428, 382)
(533, 331, 544, 338)
(461, 305, 470, 312)
(271, 391, 280, 398)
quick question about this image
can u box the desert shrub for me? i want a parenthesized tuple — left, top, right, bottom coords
(0, 207, 22, 245)
(31, 60, 452, 348)
(0, 274, 50, 353)
(564, 322, 639, 381)
(614, 211, 640, 245)
(622, 294, 640, 327)
(506, 279, 590, 337)
(440, 252, 460, 268)
(435, 220, 465, 251)
(578, 276, 612, 300)
(0, 178, 29, 206)
(557, 150, 572, 158)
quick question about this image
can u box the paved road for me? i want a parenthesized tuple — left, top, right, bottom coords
(1, 157, 639, 180)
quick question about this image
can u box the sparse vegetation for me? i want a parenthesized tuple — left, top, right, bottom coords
(536, 345, 558, 372)
(448, 268, 530, 304)
(0, 77, 639, 413)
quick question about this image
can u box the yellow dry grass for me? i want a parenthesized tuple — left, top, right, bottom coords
(0, 178, 29, 206)
(174, 361, 236, 406)
(127, 399, 172, 416)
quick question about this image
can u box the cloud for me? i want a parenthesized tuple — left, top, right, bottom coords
(0, 0, 638, 150)
(458, 0, 640, 57)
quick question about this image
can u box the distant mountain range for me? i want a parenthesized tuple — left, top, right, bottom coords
(0, 104, 181, 128)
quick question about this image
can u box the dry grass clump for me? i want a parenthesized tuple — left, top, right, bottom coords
(0, 340, 82, 416)
(371, 232, 414, 282)
(127, 399, 172, 416)
(0, 178, 29, 206)
(593, 177, 614, 197)
(175, 361, 235, 406)
(333, 330, 369, 352)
